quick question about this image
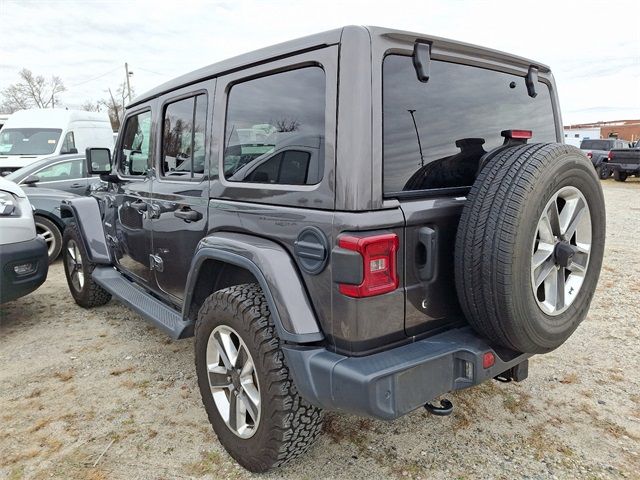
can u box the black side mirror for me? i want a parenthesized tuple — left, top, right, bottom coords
(86, 147, 112, 175)
(23, 174, 40, 185)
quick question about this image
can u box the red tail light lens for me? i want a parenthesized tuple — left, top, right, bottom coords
(338, 233, 399, 298)
(501, 129, 533, 140)
(482, 352, 495, 369)
(586, 151, 593, 159)
(608, 151, 614, 159)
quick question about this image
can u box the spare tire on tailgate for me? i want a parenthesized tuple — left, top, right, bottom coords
(455, 143, 605, 354)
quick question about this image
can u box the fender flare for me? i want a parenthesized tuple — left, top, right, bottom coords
(184, 232, 324, 344)
(60, 197, 111, 264)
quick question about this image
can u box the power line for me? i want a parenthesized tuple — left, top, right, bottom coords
(67, 66, 121, 88)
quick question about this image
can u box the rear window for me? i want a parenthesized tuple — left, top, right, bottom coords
(579, 139, 614, 150)
(383, 55, 557, 195)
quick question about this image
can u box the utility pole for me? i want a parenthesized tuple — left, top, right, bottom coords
(408, 109, 425, 167)
(124, 62, 132, 102)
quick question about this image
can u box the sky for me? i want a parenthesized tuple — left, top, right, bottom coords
(0, 0, 638, 125)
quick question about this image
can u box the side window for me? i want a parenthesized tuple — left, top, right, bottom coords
(35, 159, 83, 182)
(119, 110, 152, 176)
(60, 131, 76, 154)
(161, 94, 207, 178)
(223, 66, 325, 185)
(241, 150, 311, 184)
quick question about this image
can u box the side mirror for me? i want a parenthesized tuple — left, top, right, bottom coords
(86, 147, 112, 175)
(23, 174, 40, 185)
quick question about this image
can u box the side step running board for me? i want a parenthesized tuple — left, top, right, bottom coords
(92, 267, 192, 340)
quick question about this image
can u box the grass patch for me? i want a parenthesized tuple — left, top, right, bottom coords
(185, 451, 222, 476)
(110, 366, 135, 376)
(322, 415, 373, 451)
(54, 370, 75, 382)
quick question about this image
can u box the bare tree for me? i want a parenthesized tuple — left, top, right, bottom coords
(98, 81, 133, 131)
(81, 100, 102, 112)
(0, 69, 66, 113)
(274, 118, 300, 133)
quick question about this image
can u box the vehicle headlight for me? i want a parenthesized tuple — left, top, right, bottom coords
(0, 191, 17, 216)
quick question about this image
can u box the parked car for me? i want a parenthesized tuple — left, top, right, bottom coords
(4, 153, 103, 195)
(22, 186, 78, 263)
(0, 108, 114, 173)
(0, 177, 48, 303)
(580, 138, 630, 179)
(60, 26, 605, 472)
(607, 144, 640, 181)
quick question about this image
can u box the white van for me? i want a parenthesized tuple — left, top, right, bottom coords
(0, 109, 114, 172)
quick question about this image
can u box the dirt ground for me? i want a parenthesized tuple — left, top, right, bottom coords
(1, 179, 639, 480)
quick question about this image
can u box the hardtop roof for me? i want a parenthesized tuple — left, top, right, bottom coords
(129, 25, 550, 108)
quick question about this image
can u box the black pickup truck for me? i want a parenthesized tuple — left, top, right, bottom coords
(608, 145, 640, 181)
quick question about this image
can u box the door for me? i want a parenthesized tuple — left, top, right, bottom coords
(110, 108, 155, 285)
(27, 156, 88, 194)
(151, 88, 212, 301)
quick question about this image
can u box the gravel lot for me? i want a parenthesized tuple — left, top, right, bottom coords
(1, 179, 639, 480)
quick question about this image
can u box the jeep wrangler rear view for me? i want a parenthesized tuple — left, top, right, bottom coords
(61, 26, 605, 472)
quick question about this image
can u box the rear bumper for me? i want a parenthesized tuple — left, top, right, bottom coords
(610, 163, 640, 173)
(0, 236, 48, 303)
(284, 327, 530, 420)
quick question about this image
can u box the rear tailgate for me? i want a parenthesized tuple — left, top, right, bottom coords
(381, 52, 558, 336)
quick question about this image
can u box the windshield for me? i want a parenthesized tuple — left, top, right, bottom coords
(0, 128, 62, 155)
(580, 139, 613, 150)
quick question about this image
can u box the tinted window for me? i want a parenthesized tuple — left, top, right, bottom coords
(0, 128, 62, 155)
(119, 110, 152, 176)
(383, 55, 557, 194)
(61, 131, 76, 154)
(580, 139, 614, 150)
(35, 159, 83, 182)
(161, 94, 207, 178)
(223, 67, 325, 185)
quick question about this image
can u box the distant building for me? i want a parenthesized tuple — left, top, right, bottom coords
(564, 119, 640, 146)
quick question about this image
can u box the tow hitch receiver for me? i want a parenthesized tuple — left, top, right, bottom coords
(424, 398, 453, 416)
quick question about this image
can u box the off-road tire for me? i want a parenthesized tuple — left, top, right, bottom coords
(613, 170, 627, 182)
(35, 215, 62, 263)
(62, 224, 111, 308)
(455, 143, 605, 353)
(195, 283, 323, 472)
(596, 163, 610, 180)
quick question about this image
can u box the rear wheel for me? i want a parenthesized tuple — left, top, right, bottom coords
(62, 224, 111, 308)
(455, 143, 605, 353)
(596, 163, 610, 179)
(35, 215, 62, 263)
(613, 170, 627, 182)
(195, 283, 323, 472)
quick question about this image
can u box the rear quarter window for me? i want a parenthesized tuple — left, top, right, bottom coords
(383, 55, 557, 195)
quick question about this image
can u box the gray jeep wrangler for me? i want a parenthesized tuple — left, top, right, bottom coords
(61, 26, 605, 472)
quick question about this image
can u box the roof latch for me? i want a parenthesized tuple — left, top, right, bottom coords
(413, 41, 431, 83)
(525, 65, 538, 98)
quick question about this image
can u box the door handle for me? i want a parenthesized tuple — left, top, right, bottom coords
(130, 201, 148, 212)
(174, 207, 202, 222)
(70, 183, 83, 188)
(417, 226, 437, 281)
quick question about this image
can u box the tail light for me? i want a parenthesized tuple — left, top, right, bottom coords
(338, 233, 399, 298)
(501, 129, 533, 140)
(586, 151, 593, 159)
(608, 151, 614, 160)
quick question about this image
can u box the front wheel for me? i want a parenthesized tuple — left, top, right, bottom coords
(62, 224, 112, 308)
(35, 215, 62, 263)
(195, 283, 323, 472)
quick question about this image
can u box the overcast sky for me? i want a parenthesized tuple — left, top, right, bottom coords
(1, 0, 638, 125)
